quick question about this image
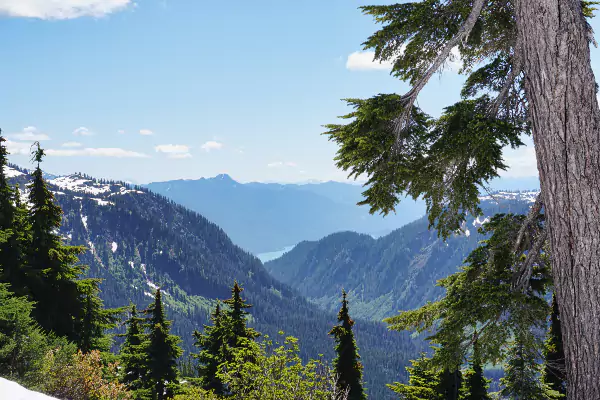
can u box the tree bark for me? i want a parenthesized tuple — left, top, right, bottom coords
(516, 0, 600, 398)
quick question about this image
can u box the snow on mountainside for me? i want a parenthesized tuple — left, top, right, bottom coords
(0, 378, 58, 400)
(479, 190, 539, 203)
(3, 164, 25, 178)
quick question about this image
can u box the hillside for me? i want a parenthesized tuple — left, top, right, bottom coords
(265, 193, 537, 321)
(145, 176, 425, 253)
(6, 165, 419, 399)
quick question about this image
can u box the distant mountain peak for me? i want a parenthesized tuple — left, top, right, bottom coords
(214, 173, 235, 182)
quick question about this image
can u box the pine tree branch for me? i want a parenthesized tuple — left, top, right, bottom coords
(392, 0, 486, 146)
(512, 229, 548, 292)
(512, 193, 543, 254)
(489, 43, 524, 117)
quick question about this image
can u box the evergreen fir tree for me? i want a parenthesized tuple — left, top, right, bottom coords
(193, 302, 226, 394)
(144, 288, 183, 399)
(25, 143, 87, 340)
(329, 290, 366, 400)
(500, 335, 560, 400)
(438, 368, 462, 400)
(222, 281, 259, 346)
(76, 280, 122, 353)
(0, 133, 27, 296)
(388, 355, 441, 399)
(460, 339, 490, 400)
(120, 305, 148, 392)
(542, 294, 566, 396)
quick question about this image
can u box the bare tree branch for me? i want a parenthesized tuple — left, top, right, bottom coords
(512, 229, 548, 292)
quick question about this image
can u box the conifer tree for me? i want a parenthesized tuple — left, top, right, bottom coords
(542, 294, 567, 396)
(500, 335, 560, 400)
(461, 339, 490, 400)
(388, 355, 441, 399)
(76, 280, 122, 353)
(144, 288, 182, 399)
(222, 281, 259, 346)
(438, 369, 462, 400)
(325, 2, 600, 396)
(193, 302, 226, 394)
(26, 143, 87, 339)
(329, 290, 366, 400)
(120, 304, 148, 392)
(0, 133, 27, 296)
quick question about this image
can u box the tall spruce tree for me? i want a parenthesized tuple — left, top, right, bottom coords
(0, 132, 27, 296)
(500, 335, 560, 400)
(438, 369, 462, 400)
(193, 302, 226, 394)
(120, 305, 148, 392)
(329, 290, 366, 400)
(460, 339, 491, 400)
(325, 2, 600, 396)
(76, 280, 122, 353)
(543, 294, 567, 396)
(26, 143, 87, 340)
(222, 281, 259, 347)
(144, 288, 182, 400)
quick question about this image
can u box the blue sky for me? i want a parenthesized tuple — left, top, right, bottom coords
(1, 0, 600, 184)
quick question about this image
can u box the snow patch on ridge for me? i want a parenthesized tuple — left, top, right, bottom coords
(111, 242, 118, 253)
(81, 215, 88, 230)
(3, 166, 24, 178)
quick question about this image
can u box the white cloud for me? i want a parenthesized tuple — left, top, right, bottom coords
(61, 141, 83, 148)
(0, 0, 131, 20)
(168, 153, 192, 159)
(155, 144, 192, 159)
(201, 141, 223, 152)
(73, 127, 93, 136)
(139, 129, 153, 136)
(117, 129, 125, 134)
(500, 140, 538, 178)
(46, 147, 149, 158)
(346, 46, 461, 72)
(267, 161, 297, 168)
(346, 51, 393, 71)
(5, 140, 31, 155)
(9, 126, 50, 141)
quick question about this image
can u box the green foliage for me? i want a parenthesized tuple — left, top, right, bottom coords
(0, 284, 49, 387)
(120, 305, 148, 392)
(500, 335, 561, 400)
(460, 341, 490, 400)
(173, 385, 220, 400)
(542, 295, 566, 396)
(329, 291, 366, 400)
(219, 334, 348, 400)
(222, 281, 260, 345)
(193, 303, 227, 394)
(388, 355, 443, 400)
(385, 214, 550, 368)
(143, 289, 183, 400)
(325, 95, 523, 238)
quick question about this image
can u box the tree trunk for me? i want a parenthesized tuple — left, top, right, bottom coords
(516, 0, 600, 398)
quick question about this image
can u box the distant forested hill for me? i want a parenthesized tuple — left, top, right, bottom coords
(145, 176, 426, 253)
(6, 165, 420, 399)
(265, 193, 537, 321)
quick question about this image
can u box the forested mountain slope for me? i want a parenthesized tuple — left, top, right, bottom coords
(145, 175, 425, 253)
(266, 193, 537, 321)
(6, 164, 419, 399)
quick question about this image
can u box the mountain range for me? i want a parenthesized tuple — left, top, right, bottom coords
(5, 165, 420, 399)
(144, 175, 426, 253)
(265, 192, 537, 321)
